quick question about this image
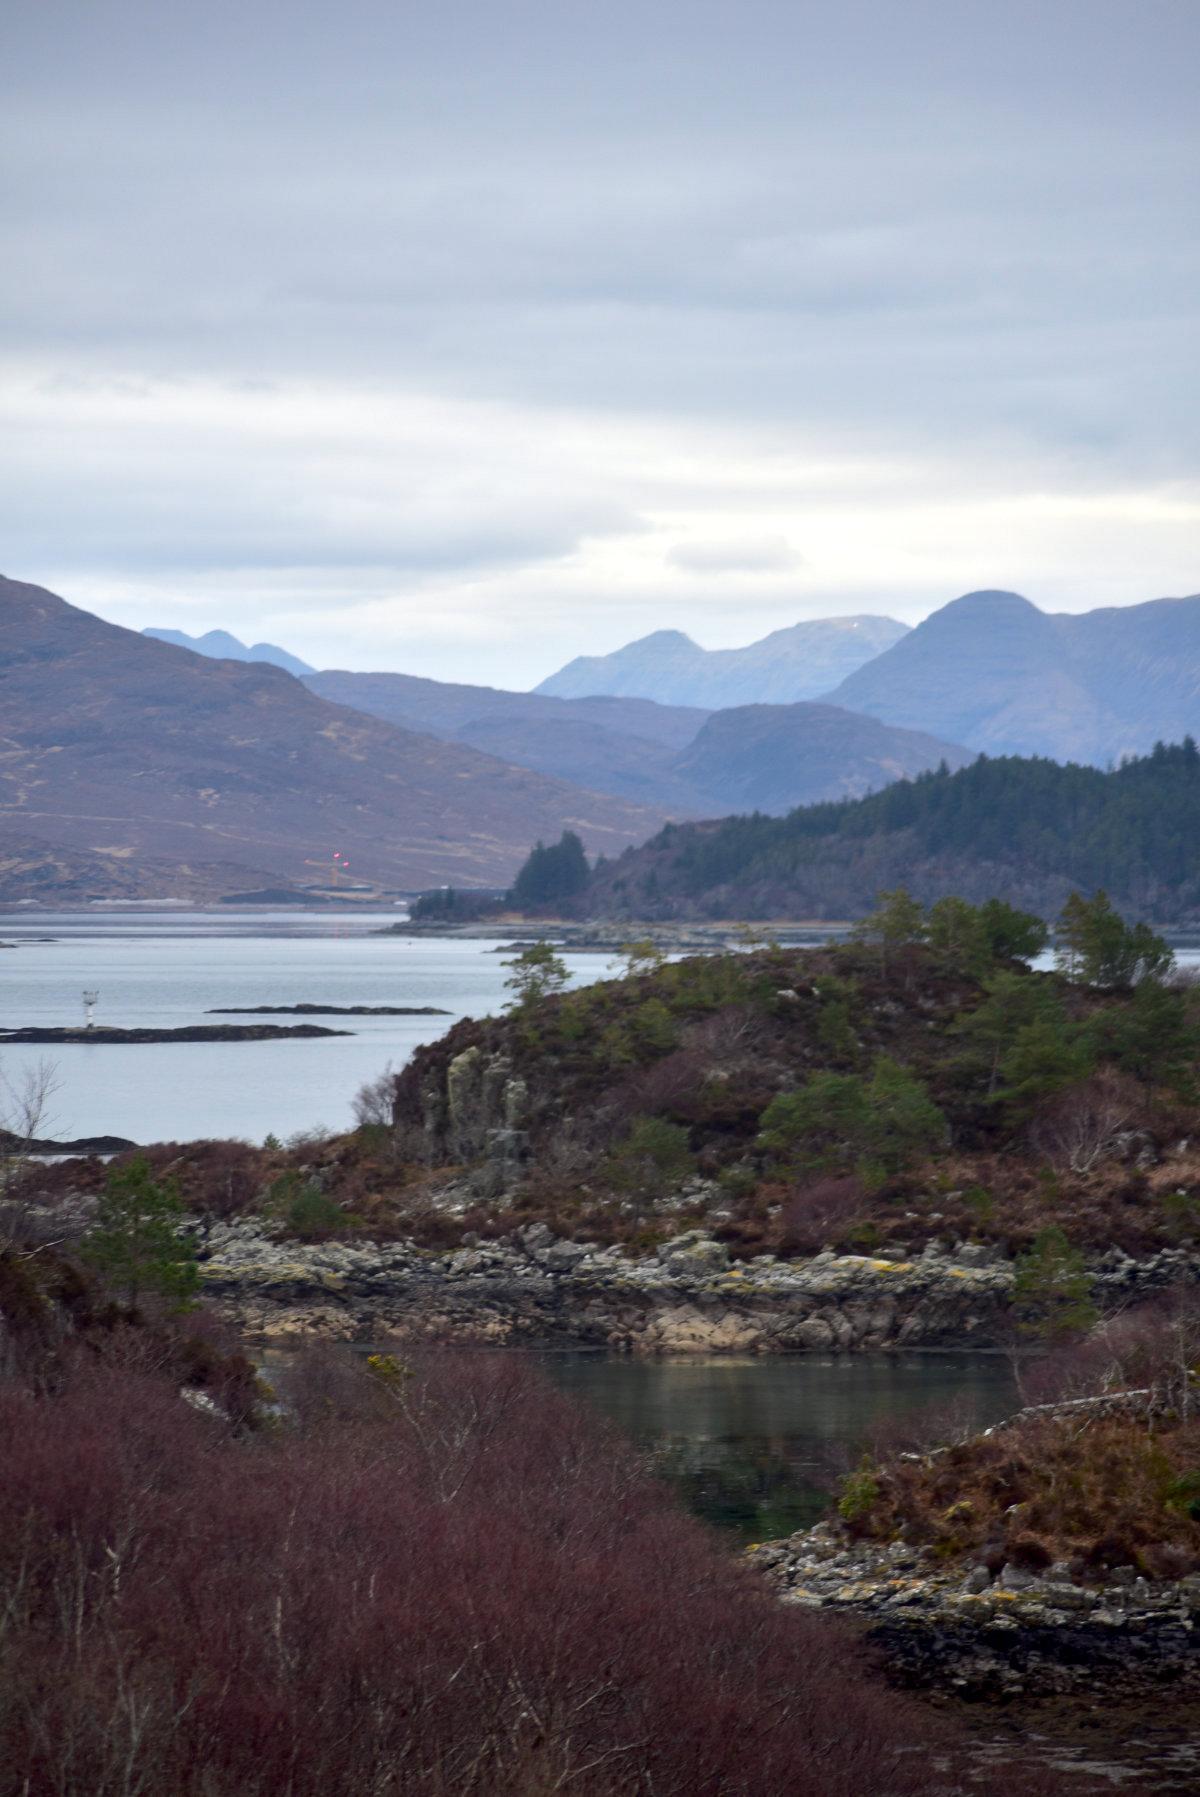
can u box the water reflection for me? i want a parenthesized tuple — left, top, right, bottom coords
(543, 1351, 1017, 1541)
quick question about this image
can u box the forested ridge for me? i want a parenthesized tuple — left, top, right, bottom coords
(586, 741, 1200, 920)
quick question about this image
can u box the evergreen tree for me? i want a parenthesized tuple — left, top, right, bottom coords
(925, 896, 988, 970)
(84, 1156, 199, 1310)
(1055, 890, 1173, 988)
(954, 972, 1059, 1096)
(759, 1056, 945, 1177)
(998, 1013, 1095, 1113)
(851, 888, 926, 970)
(605, 1117, 693, 1213)
(511, 832, 590, 908)
(621, 938, 667, 978)
(503, 941, 570, 1009)
(1087, 979, 1197, 1090)
(1012, 1226, 1098, 1344)
(862, 1056, 949, 1173)
(977, 898, 1049, 964)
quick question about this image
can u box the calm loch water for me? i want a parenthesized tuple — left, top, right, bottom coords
(543, 1349, 1017, 1541)
(0, 909, 622, 1144)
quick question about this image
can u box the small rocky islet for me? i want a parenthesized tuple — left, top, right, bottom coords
(206, 1003, 450, 1016)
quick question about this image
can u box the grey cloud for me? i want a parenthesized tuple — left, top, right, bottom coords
(667, 539, 804, 575)
(2, 0, 1197, 675)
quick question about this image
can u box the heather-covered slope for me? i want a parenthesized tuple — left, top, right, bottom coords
(0, 576, 669, 897)
(826, 589, 1200, 763)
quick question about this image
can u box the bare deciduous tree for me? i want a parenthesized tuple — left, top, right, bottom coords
(1027, 1069, 1141, 1174)
(351, 1063, 398, 1130)
(0, 1057, 63, 1249)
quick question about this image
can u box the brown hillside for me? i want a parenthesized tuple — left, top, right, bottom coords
(0, 576, 669, 897)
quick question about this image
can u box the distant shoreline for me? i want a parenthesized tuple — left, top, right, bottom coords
(0, 1024, 354, 1045)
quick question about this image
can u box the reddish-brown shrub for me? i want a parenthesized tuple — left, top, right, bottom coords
(0, 1348, 1043, 1796)
(1021, 1287, 1200, 1413)
(779, 1175, 867, 1255)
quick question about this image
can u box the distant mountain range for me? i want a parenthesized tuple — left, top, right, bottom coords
(826, 590, 1200, 764)
(534, 616, 909, 707)
(532, 590, 1200, 765)
(580, 744, 1200, 923)
(0, 577, 668, 901)
(305, 669, 970, 816)
(63, 580, 1199, 907)
(143, 627, 315, 678)
(148, 586, 1200, 790)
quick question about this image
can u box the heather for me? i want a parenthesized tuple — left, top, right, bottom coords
(833, 1292, 1200, 1581)
(0, 1311, 1054, 1796)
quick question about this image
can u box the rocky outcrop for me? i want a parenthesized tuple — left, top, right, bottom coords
(418, 1046, 531, 1195)
(196, 1222, 1200, 1350)
(196, 1222, 1016, 1349)
(1091, 1243, 1200, 1299)
(749, 1524, 1200, 1700)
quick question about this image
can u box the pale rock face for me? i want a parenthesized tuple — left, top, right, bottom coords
(195, 1218, 1200, 1359)
(197, 1223, 1017, 1351)
(436, 1047, 530, 1193)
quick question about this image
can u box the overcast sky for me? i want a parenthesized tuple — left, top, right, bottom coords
(4, 0, 1197, 685)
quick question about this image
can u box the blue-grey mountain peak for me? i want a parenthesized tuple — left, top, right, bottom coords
(142, 627, 314, 679)
(535, 615, 908, 708)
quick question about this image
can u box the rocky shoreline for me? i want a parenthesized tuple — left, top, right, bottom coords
(197, 1221, 1012, 1346)
(749, 1523, 1200, 1703)
(379, 918, 852, 952)
(195, 1219, 1199, 1350)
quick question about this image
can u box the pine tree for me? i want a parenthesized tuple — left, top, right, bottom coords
(503, 942, 570, 1009)
(511, 833, 590, 908)
(84, 1156, 199, 1310)
(1013, 1227, 1098, 1343)
(851, 888, 926, 972)
(1055, 890, 1172, 988)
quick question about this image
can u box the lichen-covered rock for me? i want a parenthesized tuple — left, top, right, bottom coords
(747, 1527, 1200, 1700)
(424, 1046, 531, 1192)
(197, 1223, 1018, 1352)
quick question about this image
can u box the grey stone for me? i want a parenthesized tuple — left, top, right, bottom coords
(542, 1240, 589, 1271)
(996, 1564, 1041, 1591)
